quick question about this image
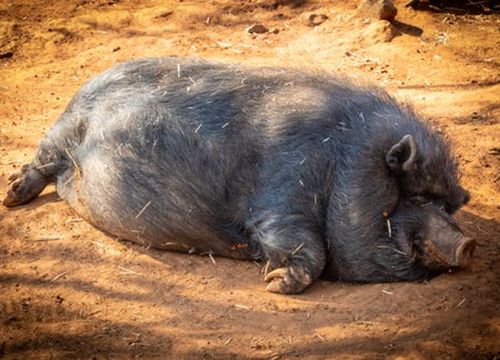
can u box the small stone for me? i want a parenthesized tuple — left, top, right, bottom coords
(246, 24, 269, 34)
(356, 0, 398, 21)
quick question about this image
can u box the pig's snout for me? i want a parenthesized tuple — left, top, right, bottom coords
(417, 207, 477, 270)
(454, 236, 475, 268)
(421, 228, 476, 270)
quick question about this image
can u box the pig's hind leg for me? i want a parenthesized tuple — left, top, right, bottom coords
(3, 163, 52, 207)
(3, 112, 81, 207)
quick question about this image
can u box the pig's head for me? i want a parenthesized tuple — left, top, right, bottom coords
(385, 134, 470, 214)
(385, 202, 476, 279)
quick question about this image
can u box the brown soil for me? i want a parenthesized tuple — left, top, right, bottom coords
(0, 1, 499, 359)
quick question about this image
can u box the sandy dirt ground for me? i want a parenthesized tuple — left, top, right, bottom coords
(0, 0, 499, 359)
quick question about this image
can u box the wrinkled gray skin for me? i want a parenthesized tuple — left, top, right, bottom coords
(3, 57, 474, 294)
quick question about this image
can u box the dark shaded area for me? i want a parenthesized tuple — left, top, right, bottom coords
(199, 0, 308, 28)
(1, 307, 173, 358)
(270, 0, 308, 9)
(452, 103, 500, 126)
(0, 51, 14, 60)
(1, 194, 499, 358)
(406, 0, 500, 14)
(1, 271, 497, 359)
(0, 273, 179, 306)
(391, 19, 424, 37)
(217, 0, 307, 16)
(449, 47, 500, 71)
(397, 79, 500, 90)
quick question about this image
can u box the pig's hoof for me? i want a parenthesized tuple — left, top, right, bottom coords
(264, 266, 312, 294)
(3, 167, 48, 207)
(7, 164, 31, 184)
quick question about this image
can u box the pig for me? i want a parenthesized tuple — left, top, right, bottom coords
(3, 57, 474, 293)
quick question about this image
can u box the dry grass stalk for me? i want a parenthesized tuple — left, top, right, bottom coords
(135, 200, 152, 219)
(65, 217, 84, 224)
(51, 271, 69, 282)
(314, 333, 325, 341)
(234, 304, 250, 310)
(118, 265, 141, 275)
(263, 260, 271, 275)
(65, 148, 81, 176)
(208, 252, 217, 266)
(35, 162, 55, 170)
(291, 243, 305, 256)
(391, 248, 407, 256)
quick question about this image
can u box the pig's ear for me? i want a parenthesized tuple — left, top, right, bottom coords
(386, 135, 417, 172)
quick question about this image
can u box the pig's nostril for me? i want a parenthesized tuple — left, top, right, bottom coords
(455, 237, 476, 268)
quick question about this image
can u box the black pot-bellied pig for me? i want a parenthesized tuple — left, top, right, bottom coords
(3, 57, 474, 294)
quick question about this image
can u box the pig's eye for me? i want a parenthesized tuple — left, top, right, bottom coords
(431, 197, 451, 213)
(411, 230, 425, 242)
(409, 195, 431, 206)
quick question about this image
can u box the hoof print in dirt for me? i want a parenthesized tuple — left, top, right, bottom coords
(3, 57, 474, 294)
(308, 14, 329, 27)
